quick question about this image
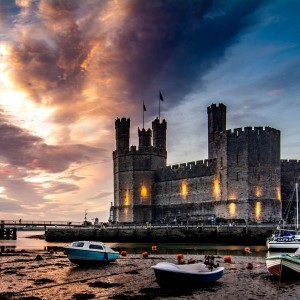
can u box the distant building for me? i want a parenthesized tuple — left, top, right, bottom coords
(111, 103, 300, 224)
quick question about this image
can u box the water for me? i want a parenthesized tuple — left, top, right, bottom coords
(0, 230, 271, 256)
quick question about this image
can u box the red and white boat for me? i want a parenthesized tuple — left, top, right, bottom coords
(266, 248, 300, 278)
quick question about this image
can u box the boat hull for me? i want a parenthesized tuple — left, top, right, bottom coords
(151, 262, 224, 289)
(64, 243, 119, 266)
(267, 240, 300, 250)
(266, 254, 300, 278)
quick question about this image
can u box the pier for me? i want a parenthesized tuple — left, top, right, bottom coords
(45, 224, 277, 245)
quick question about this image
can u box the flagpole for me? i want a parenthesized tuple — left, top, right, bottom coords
(159, 92, 160, 121)
(143, 101, 145, 129)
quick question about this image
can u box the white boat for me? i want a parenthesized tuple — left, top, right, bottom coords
(267, 181, 300, 250)
(151, 262, 224, 289)
(64, 241, 119, 266)
(266, 248, 300, 278)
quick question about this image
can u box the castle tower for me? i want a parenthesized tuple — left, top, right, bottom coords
(207, 103, 226, 159)
(152, 118, 167, 151)
(112, 117, 167, 224)
(115, 118, 130, 150)
(138, 128, 152, 147)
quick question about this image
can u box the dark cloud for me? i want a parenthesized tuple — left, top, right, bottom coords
(3, 0, 267, 124)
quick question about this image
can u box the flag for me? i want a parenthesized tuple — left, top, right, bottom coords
(143, 103, 147, 111)
(159, 91, 164, 101)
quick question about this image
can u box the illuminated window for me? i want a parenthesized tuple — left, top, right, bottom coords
(213, 176, 220, 200)
(255, 201, 261, 221)
(141, 185, 147, 198)
(229, 203, 236, 218)
(181, 181, 188, 200)
(124, 190, 130, 206)
(255, 187, 262, 198)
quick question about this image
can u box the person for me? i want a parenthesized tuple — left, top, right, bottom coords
(19, 219, 22, 224)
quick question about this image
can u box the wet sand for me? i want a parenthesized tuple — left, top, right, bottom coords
(0, 250, 299, 300)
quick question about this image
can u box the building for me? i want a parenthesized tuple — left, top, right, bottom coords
(111, 103, 300, 225)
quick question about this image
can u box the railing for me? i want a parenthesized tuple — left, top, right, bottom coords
(0, 220, 83, 226)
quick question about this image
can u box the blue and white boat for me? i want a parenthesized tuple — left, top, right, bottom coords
(151, 262, 224, 289)
(64, 241, 119, 266)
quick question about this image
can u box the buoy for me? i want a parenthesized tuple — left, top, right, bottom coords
(246, 262, 253, 269)
(151, 246, 157, 251)
(177, 253, 184, 260)
(224, 256, 231, 263)
(120, 250, 127, 256)
(142, 251, 149, 258)
(35, 254, 43, 261)
(178, 258, 185, 264)
(188, 257, 196, 264)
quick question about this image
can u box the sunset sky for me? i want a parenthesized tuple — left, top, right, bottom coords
(0, 0, 299, 223)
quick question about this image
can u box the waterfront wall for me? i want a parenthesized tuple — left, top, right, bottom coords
(45, 225, 276, 245)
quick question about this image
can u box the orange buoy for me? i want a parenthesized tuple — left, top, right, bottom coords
(142, 251, 149, 258)
(244, 247, 251, 253)
(177, 253, 184, 260)
(178, 258, 185, 264)
(224, 256, 231, 263)
(151, 246, 157, 251)
(120, 251, 127, 256)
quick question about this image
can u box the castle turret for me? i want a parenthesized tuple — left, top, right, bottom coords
(115, 118, 130, 151)
(152, 118, 167, 151)
(138, 128, 152, 148)
(207, 103, 226, 159)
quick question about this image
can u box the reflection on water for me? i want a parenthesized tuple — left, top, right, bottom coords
(0, 230, 269, 256)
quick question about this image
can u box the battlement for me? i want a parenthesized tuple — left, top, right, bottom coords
(207, 103, 226, 113)
(156, 159, 216, 182)
(113, 145, 166, 159)
(115, 117, 130, 126)
(224, 126, 280, 137)
(152, 118, 167, 126)
(281, 159, 300, 166)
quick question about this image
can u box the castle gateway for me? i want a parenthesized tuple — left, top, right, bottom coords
(111, 103, 300, 225)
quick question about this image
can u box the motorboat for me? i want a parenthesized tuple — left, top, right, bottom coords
(64, 241, 119, 266)
(151, 262, 224, 289)
(266, 248, 300, 278)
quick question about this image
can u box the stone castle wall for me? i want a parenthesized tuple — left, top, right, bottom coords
(112, 104, 297, 224)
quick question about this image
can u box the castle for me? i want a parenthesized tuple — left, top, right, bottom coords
(111, 103, 300, 225)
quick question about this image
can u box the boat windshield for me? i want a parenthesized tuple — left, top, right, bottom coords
(89, 244, 104, 250)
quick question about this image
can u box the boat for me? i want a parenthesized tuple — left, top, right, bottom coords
(266, 248, 300, 278)
(151, 262, 224, 289)
(267, 181, 300, 250)
(64, 241, 119, 266)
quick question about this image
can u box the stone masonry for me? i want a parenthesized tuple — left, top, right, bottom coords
(111, 103, 299, 225)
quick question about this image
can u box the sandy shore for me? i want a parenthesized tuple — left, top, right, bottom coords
(0, 250, 299, 300)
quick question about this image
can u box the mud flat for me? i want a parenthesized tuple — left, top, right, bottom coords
(0, 250, 299, 300)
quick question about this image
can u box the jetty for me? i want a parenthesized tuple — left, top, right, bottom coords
(45, 223, 277, 245)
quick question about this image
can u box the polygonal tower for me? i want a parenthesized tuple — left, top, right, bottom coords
(112, 117, 167, 224)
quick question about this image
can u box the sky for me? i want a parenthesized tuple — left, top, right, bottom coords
(0, 0, 299, 223)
